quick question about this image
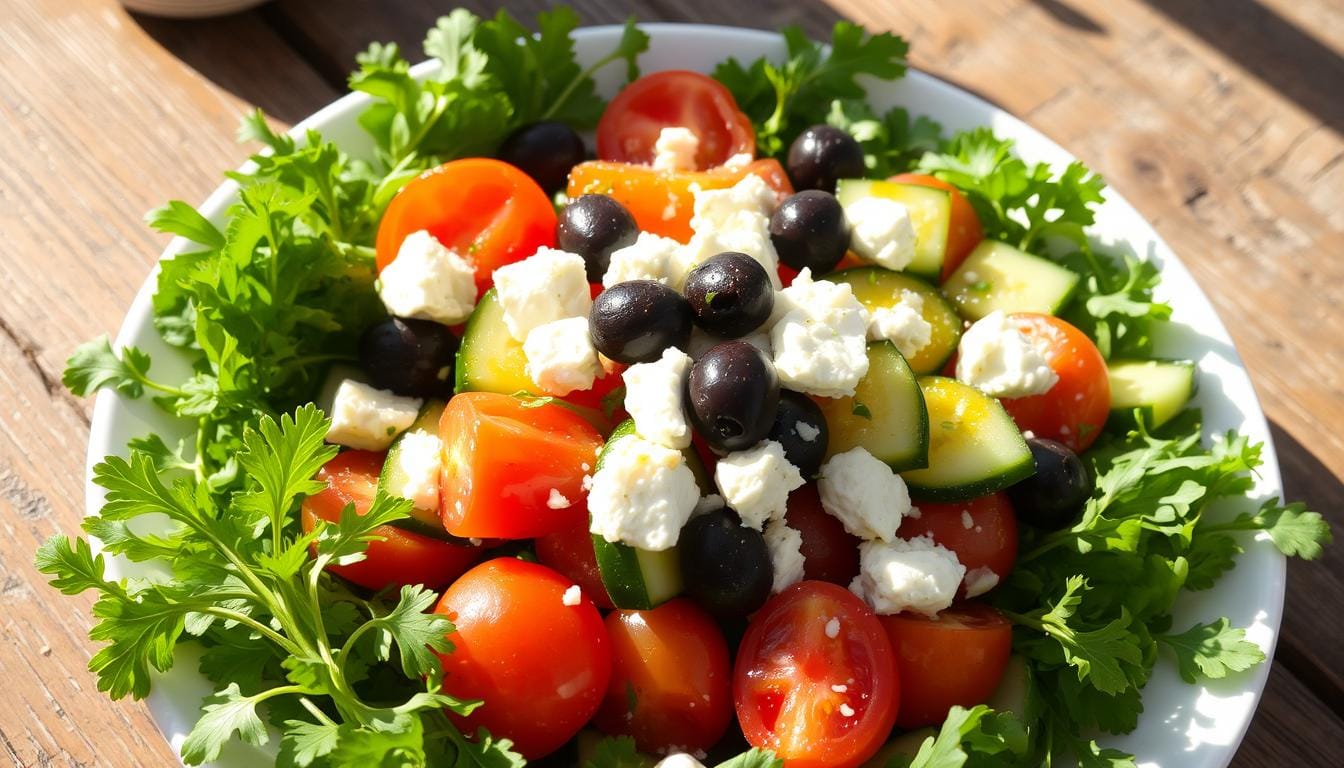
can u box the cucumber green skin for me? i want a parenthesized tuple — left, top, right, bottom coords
(826, 267, 964, 375)
(942, 240, 1081, 320)
(1106, 358, 1196, 431)
(820, 341, 930, 472)
(377, 399, 448, 537)
(835, 179, 952, 281)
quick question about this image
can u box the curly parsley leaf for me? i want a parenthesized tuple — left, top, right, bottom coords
(583, 735, 649, 768)
(180, 682, 270, 764)
(715, 749, 786, 768)
(1158, 618, 1265, 684)
(826, 100, 943, 177)
(62, 337, 158, 398)
(146, 200, 226, 249)
(894, 705, 1027, 768)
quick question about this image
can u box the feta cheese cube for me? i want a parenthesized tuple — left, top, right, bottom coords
(668, 174, 782, 290)
(714, 440, 805, 530)
(377, 230, 478, 325)
(603, 232, 681, 287)
(325, 379, 422, 451)
(623, 347, 693, 449)
(547, 489, 573, 510)
(795, 421, 821, 442)
(385, 430, 443, 511)
(493, 248, 592, 342)
(764, 520, 805, 593)
(523, 316, 601, 396)
(844, 196, 918, 271)
(866, 290, 932, 359)
(588, 435, 700, 551)
(769, 269, 870, 398)
(562, 584, 583, 606)
(723, 152, 753, 169)
(652, 126, 700, 172)
(964, 566, 1001, 598)
(656, 756, 707, 768)
(850, 536, 965, 616)
(955, 310, 1058, 398)
(817, 447, 910, 541)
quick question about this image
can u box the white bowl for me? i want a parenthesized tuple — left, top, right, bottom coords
(120, 0, 270, 19)
(85, 23, 1285, 767)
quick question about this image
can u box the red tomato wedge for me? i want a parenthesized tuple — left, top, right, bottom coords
(597, 70, 755, 170)
(438, 392, 603, 539)
(566, 159, 792, 242)
(901, 492, 1017, 598)
(880, 602, 1013, 728)
(888, 173, 984, 281)
(734, 582, 898, 768)
(536, 518, 614, 610)
(435, 558, 611, 759)
(997, 313, 1111, 452)
(375, 158, 557, 294)
(784, 485, 861, 586)
(299, 451, 479, 591)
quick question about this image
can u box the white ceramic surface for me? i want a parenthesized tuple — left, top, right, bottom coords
(85, 24, 1285, 768)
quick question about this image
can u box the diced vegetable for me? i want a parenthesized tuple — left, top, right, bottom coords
(826, 267, 963, 373)
(941, 240, 1080, 319)
(817, 341, 929, 471)
(1107, 358, 1196, 430)
(901, 377, 1034, 501)
(835, 178, 952, 280)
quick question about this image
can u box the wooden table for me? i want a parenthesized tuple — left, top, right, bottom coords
(1, 0, 1340, 765)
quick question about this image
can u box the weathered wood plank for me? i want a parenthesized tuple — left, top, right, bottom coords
(1232, 657, 1344, 767)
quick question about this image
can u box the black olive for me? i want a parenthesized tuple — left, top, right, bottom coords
(679, 508, 773, 619)
(683, 252, 775, 338)
(769, 190, 851, 273)
(687, 341, 780, 453)
(358, 317, 459, 398)
(1007, 438, 1095, 530)
(590, 280, 694, 364)
(786, 124, 866, 193)
(496, 121, 586, 195)
(767, 390, 829, 478)
(557, 194, 640, 283)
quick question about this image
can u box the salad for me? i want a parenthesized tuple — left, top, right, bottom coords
(44, 7, 1330, 768)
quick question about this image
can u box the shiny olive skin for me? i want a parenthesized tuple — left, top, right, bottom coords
(590, 280, 693, 364)
(496, 121, 586, 195)
(687, 341, 780, 453)
(557, 194, 640, 283)
(1007, 438, 1095, 530)
(767, 390, 829, 478)
(358, 317, 459, 398)
(683, 252, 775, 338)
(769, 190, 851, 273)
(678, 507, 773, 619)
(785, 124, 865, 193)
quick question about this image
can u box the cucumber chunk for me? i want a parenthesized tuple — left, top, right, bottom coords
(835, 179, 952, 280)
(901, 377, 1034, 501)
(1107, 358, 1196, 430)
(377, 399, 453, 539)
(942, 240, 1080, 320)
(818, 341, 930, 471)
(826, 267, 963, 374)
(455, 288, 533, 396)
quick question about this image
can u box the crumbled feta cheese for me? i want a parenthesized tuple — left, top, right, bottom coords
(386, 431, 443, 510)
(652, 126, 700, 172)
(850, 536, 965, 616)
(817, 447, 911, 541)
(831, 684, 848, 693)
(655, 755, 707, 768)
(955, 310, 1058, 398)
(669, 174, 781, 290)
(867, 291, 932, 359)
(839, 703, 856, 717)
(325, 379, 421, 451)
(795, 421, 821, 442)
(769, 269, 870, 398)
(764, 520, 805, 593)
(377, 230, 478, 325)
(844, 196, 918, 271)
(623, 347, 693, 449)
(562, 584, 582, 606)
(961, 510, 975, 529)
(824, 617, 841, 639)
(547, 489, 573, 510)
(589, 435, 700, 551)
(493, 248, 592, 341)
(603, 232, 682, 287)
(714, 440, 805, 530)
(964, 566, 1001, 598)
(523, 316, 601, 396)
(723, 152, 753, 169)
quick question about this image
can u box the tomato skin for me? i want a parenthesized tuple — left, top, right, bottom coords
(597, 70, 755, 170)
(887, 173, 984, 281)
(566, 159, 792, 242)
(438, 392, 604, 539)
(998, 313, 1110, 452)
(784, 485, 861, 586)
(734, 581, 898, 768)
(900, 492, 1017, 598)
(535, 518, 614, 610)
(299, 451, 479, 591)
(594, 599, 733, 755)
(435, 558, 611, 758)
(879, 602, 1013, 728)
(375, 158, 557, 294)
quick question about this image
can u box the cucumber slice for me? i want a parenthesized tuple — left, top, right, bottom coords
(826, 267, 963, 374)
(817, 341, 930, 471)
(835, 179, 951, 280)
(377, 399, 452, 539)
(942, 240, 1080, 320)
(455, 288, 533, 396)
(901, 377, 1034, 501)
(1107, 358, 1196, 430)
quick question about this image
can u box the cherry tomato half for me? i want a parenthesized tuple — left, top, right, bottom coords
(535, 518, 614, 610)
(887, 173, 984, 281)
(375, 158, 557, 294)
(880, 602, 1012, 728)
(784, 484, 861, 586)
(435, 558, 611, 758)
(734, 581, 898, 768)
(900, 492, 1017, 598)
(998, 313, 1110, 452)
(439, 392, 603, 539)
(597, 70, 755, 170)
(299, 451, 479, 591)
(594, 599, 733, 755)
